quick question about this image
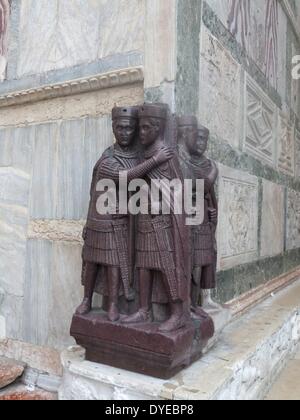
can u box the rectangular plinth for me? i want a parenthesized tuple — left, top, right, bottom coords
(71, 311, 214, 379)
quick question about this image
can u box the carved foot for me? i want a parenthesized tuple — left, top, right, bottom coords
(122, 310, 153, 324)
(202, 300, 223, 312)
(191, 308, 200, 320)
(158, 314, 186, 333)
(76, 298, 92, 315)
(201, 290, 223, 312)
(108, 303, 120, 322)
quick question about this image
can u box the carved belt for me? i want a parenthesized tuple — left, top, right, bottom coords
(192, 222, 212, 235)
(151, 217, 179, 301)
(86, 218, 128, 232)
(138, 215, 172, 233)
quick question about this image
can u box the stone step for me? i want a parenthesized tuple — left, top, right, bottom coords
(0, 358, 25, 390)
(265, 349, 300, 400)
(0, 384, 57, 401)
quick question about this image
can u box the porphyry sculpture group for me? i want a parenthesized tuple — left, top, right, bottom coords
(71, 103, 221, 379)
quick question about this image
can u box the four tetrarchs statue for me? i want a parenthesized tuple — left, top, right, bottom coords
(71, 103, 219, 379)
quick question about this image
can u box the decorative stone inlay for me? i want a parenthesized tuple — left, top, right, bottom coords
(199, 27, 241, 149)
(260, 180, 285, 258)
(0, 67, 144, 109)
(217, 164, 259, 270)
(199, 29, 241, 148)
(28, 220, 85, 244)
(245, 75, 276, 166)
(278, 113, 295, 176)
(286, 189, 300, 250)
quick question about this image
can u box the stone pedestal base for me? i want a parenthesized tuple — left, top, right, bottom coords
(70, 310, 214, 380)
(61, 280, 300, 400)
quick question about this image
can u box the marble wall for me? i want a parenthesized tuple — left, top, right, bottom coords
(199, 0, 300, 301)
(17, 0, 145, 77)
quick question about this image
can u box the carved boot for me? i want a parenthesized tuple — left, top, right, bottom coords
(123, 309, 153, 324)
(123, 272, 153, 324)
(201, 289, 223, 312)
(159, 301, 186, 333)
(76, 298, 92, 315)
(108, 302, 120, 322)
(76, 262, 98, 315)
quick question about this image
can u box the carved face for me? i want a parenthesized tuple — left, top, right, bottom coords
(113, 118, 137, 148)
(182, 126, 198, 155)
(139, 118, 161, 147)
(194, 129, 208, 157)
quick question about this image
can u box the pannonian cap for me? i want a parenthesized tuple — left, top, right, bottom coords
(177, 115, 198, 127)
(112, 106, 139, 120)
(198, 124, 210, 136)
(138, 103, 168, 120)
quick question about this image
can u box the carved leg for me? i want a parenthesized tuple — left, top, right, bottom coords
(107, 266, 120, 322)
(76, 262, 98, 315)
(156, 272, 185, 332)
(122, 269, 153, 324)
(201, 289, 223, 312)
(158, 299, 186, 333)
(201, 265, 222, 311)
(191, 267, 202, 311)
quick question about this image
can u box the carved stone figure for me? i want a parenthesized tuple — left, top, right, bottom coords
(71, 104, 214, 379)
(177, 116, 220, 312)
(75, 106, 173, 322)
(123, 103, 191, 332)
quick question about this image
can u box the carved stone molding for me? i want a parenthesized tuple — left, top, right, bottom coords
(28, 220, 86, 244)
(0, 66, 144, 109)
(286, 189, 300, 250)
(228, 266, 300, 316)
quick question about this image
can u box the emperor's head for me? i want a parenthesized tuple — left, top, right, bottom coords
(112, 106, 139, 148)
(177, 115, 198, 155)
(138, 104, 167, 147)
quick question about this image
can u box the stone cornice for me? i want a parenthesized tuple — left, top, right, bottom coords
(0, 66, 144, 108)
(280, 0, 300, 43)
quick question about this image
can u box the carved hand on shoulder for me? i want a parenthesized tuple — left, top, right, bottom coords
(153, 147, 174, 165)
